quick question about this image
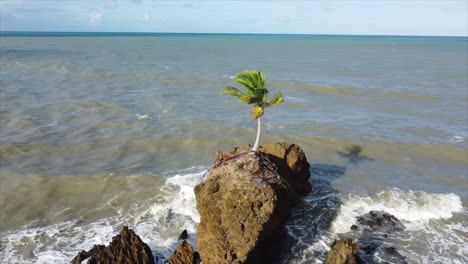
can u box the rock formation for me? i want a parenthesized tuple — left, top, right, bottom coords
(215, 142, 312, 196)
(323, 239, 363, 264)
(352, 211, 405, 233)
(70, 226, 154, 264)
(196, 143, 311, 263)
(347, 211, 407, 263)
(168, 240, 201, 264)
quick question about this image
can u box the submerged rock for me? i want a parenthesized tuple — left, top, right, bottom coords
(323, 239, 363, 264)
(168, 240, 201, 264)
(353, 211, 405, 233)
(357, 238, 408, 264)
(197, 143, 310, 263)
(70, 226, 154, 264)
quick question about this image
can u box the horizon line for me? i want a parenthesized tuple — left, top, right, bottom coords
(1, 31, 467, 38)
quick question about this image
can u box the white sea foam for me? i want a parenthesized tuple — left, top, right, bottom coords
(0, 168, 206, 264)
(286, 96, 306, 102)
(136, 113, 152, 120)
(451, 135, 464, 143)
(331, 188, 463, 233)
(291, 188, 466, 264)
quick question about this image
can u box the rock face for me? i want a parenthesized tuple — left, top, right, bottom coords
(196, 143, 311, 264)
(215, 142, 312, 196)
(323, 239, 363, 264)
(168, 240, 201, 264)
(70, 226, 154, 264)
(353, 211, 405, 233)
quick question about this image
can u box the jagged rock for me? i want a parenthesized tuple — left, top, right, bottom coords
(168, 240, 201, 264)
(215, 142, 312, 196)
(71, 250, 90, 264)
(323, 239, 363, 264)
(70, 226, 154, 264)
(178, 230, 188, 240)
(354, 211, 405, 233)
(196, 145, 303, 263)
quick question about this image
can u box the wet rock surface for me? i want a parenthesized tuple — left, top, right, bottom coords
(352, 211, 405, 233)
(178, 230, 188, 240)
(70, 226, 154, 264)
(347, 211, 408, 263)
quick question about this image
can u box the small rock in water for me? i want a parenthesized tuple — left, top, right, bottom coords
(21, 239, 35, 260)
(384, 246, 397, 255)
(70, 250, 89, 264)
(178, 229, 188, 240)
(355, 210, 405, 233)
(350, 224, 359, 231)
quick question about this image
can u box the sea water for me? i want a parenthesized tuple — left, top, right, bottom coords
(0, 33, 467, 263)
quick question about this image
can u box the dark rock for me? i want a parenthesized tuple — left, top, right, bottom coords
(71, 250, 90, 264)
(169, 240, 201, 264)
(323, 239, 363, 264)
(70, 226, 154, 264)
(360, 240, 380, 255)
(358, 238, 408, 264)
(350, 225, 359, 231)
(178, 230, 188, 240)
(384, 247, 397, 255)
(355, 211, 405, 233)
(196, 143, 308, 263)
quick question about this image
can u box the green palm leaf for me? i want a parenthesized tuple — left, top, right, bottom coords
(269, 93, 284, 106)
(222, 86, 247, 98)
(223, 70, 284, 114)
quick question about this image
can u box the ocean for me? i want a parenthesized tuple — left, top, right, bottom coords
(0, 33, 466, 263)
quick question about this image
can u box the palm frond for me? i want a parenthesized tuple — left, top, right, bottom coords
(241, 95, 254, 103)
(222, 87, 247, 98)
(261, 88, 269, 104)
(235, 72, 256, 95)
(269, 93, 284, 106)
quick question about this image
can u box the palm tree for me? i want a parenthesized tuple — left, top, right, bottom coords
(222, 70, 284, 152)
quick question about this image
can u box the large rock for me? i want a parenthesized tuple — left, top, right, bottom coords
(196, 143, 310, 264)
(168, 240, 201, 264)
(215, 142, 312, 196)
(70, 226, 154, 264)
(323, 239, 363, 264)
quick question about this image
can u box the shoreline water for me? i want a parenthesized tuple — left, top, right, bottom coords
(0, 34, 466, 263)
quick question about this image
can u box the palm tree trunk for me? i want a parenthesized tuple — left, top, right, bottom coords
(252, 117, 261, 152)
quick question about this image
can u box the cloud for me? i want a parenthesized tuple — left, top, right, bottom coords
(142, 12, 151, 23)
(88, 8, 103, 27)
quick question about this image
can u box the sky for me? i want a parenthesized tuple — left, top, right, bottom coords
(0, 0, 467, 36)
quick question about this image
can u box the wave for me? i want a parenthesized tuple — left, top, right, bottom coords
(1, 166, 466, 264)
(290, 188, 466, 264)
(269, 79, 438, 102)
(0, 167, 206, 264)
(331, 188, 463, 233)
